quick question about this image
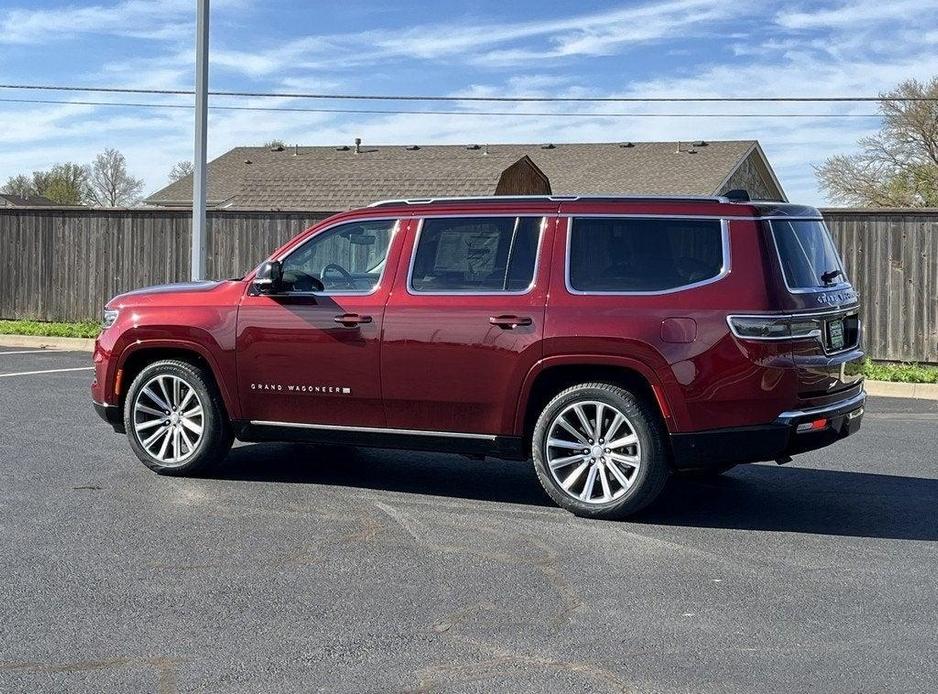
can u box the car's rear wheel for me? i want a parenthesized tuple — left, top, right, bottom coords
(532, 383, 670, 519)
(123, 359, 232, 475)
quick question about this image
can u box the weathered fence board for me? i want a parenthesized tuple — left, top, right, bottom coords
(824, 209, 938, 364)
(1, 206, 936, 363)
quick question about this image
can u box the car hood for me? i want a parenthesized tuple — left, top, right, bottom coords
(107, 280, 231, 307)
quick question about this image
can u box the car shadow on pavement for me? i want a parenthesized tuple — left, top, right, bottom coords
(213, 442, 553, 507)
(647, 465, 938, 541)
(212, 443, 938, 540)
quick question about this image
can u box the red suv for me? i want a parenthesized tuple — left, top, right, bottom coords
(92, 194, 865, 519)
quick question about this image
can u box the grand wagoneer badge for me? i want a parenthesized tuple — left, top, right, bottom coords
(250, 383, 352, 395)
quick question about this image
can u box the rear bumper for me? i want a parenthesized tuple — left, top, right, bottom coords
(93, 400, 125, 433)
(670, 390, 866, 470)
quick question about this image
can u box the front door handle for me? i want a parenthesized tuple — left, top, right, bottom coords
(334, 313, 373, 327)
(489, 315, 533, 329)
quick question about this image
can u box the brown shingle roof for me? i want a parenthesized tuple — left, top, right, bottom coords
(145, 140, 775, 210)
(0, 193, 66, 207)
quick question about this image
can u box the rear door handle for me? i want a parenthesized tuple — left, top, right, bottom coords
(334, 313, 373, 327)
(489, 315, 533, 329)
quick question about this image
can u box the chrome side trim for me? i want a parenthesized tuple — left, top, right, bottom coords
(564, 217, 731, 296)
(777, 390, 866, 421)
(249, 420, 498, 440)
(405, 216, 546, 296)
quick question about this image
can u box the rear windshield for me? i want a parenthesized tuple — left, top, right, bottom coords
(568, 217, 725, 292)
(771, 220, 847, 291)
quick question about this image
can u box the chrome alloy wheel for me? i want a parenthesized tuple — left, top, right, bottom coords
(545, 401, 642, 504)
(132, 374, 205, 466)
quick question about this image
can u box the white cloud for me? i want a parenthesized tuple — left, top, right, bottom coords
(776, 0, 938, 29)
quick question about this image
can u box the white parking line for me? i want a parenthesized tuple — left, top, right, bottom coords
(0, 367, 95, 378)
(0, 350, 61, 356)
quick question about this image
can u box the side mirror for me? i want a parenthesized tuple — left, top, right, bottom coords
(253, 260, 283, 294)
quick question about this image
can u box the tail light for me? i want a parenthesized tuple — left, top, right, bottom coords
(727, 315, 823, 341)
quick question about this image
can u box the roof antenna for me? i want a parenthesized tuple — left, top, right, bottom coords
(354, 137, 361, 154)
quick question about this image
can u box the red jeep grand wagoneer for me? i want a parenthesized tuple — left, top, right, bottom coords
(93, 194, 865, 519)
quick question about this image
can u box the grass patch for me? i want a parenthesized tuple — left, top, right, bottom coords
(861, 358, 938, 384)
(0, 319, 100, 339)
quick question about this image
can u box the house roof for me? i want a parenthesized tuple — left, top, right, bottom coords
(145, 140, 779, 210)
(0, 193, 65, 207)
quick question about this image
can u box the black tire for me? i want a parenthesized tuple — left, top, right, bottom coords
(123, 359, 233, 475)
(532, 382, 671, 520)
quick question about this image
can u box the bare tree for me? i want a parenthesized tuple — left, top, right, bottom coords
(815, 77, 938, 207)
(169, 160, 194, 182)
(86, 148, 144, 207)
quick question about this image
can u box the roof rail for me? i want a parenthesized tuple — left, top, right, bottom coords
(367, 194, 731, 207)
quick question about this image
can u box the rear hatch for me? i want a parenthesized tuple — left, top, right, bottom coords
(768, 218, 864, 401)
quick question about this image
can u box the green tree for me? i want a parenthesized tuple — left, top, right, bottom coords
(36, 163, 89, 205)
(815, 77, 938, 207)
(1, 174, 37, 198)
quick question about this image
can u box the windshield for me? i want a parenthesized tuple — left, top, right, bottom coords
(771, 220, 847, 291)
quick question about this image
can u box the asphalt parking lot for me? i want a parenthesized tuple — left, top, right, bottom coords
(0, 347, 936, 693)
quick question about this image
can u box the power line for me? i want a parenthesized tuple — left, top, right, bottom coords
(0, 97, 884, 118)
(0, 82, 935, 102)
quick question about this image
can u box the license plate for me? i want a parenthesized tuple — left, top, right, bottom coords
(828, 319, 845, 350)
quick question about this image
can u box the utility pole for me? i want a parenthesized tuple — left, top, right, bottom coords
(191, 0, 209, 280)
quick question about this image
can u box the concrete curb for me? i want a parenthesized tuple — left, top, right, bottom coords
(0, 335, 96, 351)
(864, 380, 938, 401)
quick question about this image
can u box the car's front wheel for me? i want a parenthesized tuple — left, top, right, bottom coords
(123, 359, 233, 475)
(532, 383, 670, 519)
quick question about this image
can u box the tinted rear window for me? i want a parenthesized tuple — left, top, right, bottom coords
(410, 217, 541, 293)
(568, 217, 725, 292)
(771, 220, 846, 290)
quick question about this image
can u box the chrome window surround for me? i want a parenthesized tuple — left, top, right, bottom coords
(564, 216, 731, 296)
(726, 308, 862, 355)
(273, 218, 401, 297)
(405, 216, 547, 296)
(769, 219, 850, 295)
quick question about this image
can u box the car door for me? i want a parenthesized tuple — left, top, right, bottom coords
(380, 214, 554, 435)
(236, 216, 405, 427)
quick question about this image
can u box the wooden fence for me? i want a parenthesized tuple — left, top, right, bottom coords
(1, 206, 936, 363)
(0, 208, 330, 325)
(824, 208, 938, 364)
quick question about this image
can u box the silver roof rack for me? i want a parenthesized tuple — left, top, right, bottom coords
(368, 194, 731, 207)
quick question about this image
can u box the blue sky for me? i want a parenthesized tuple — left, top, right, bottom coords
(1, 0, 937, 204)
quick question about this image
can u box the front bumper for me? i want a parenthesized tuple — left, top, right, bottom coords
(670, 389, 866, 470)
(93, 400, 125, 433)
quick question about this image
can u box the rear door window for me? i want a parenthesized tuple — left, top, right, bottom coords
(568, 217, 725, 293)
(771, 220, 847, 291)
(409, 217, 542, 293)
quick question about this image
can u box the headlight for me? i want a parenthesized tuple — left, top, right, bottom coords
(102, 308, 119, 329)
